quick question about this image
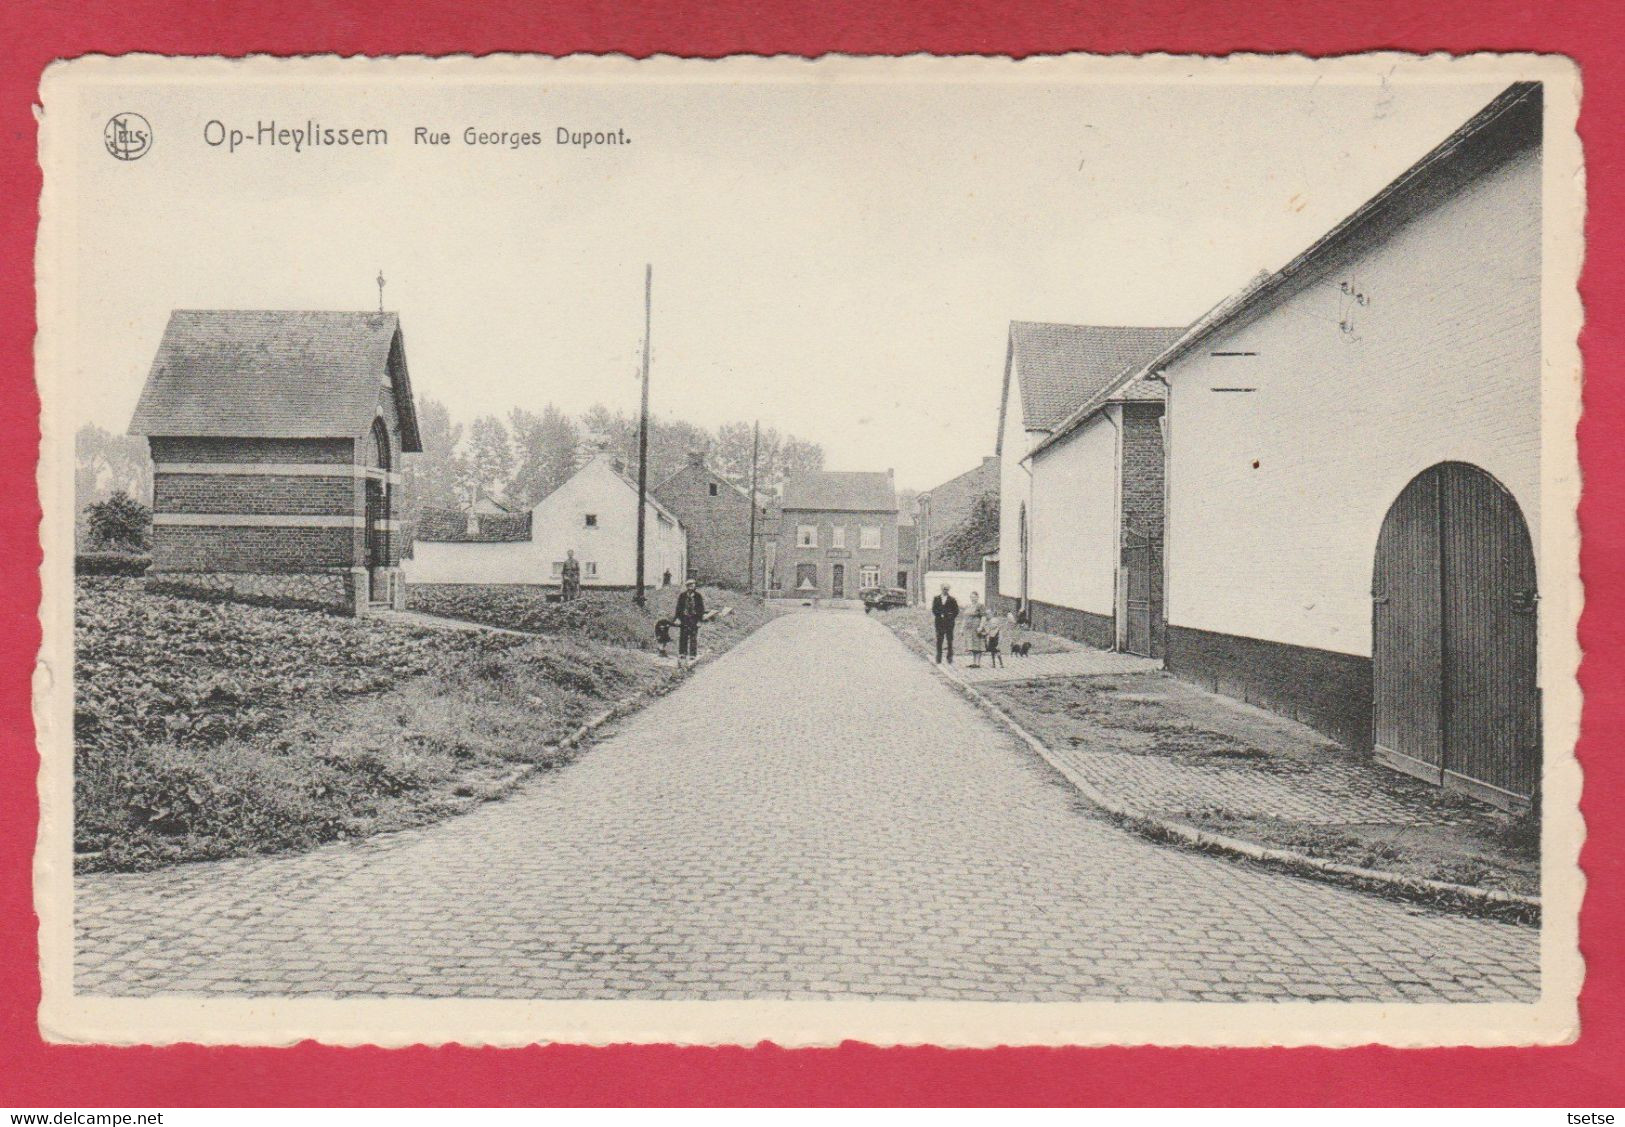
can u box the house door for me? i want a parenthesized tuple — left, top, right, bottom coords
(1121, 526, 1154, 657)
(1371, 462, 1538, 808)
(831, 563, 846, 599)
(365, 478, 388, 603)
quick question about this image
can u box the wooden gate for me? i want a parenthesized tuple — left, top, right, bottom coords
(1121, 526, 1154, 658)
(1371, 462, 1538, 808)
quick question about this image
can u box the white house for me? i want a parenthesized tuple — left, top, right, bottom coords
(992, 320, 1182, 651)
(1140, 82, 1545, 810)
(406, 451, 687, 589)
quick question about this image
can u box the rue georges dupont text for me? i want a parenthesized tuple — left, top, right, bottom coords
(201, 119, 629, 153)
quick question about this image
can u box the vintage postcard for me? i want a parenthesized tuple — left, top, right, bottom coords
(33, 52, 1584, 1048)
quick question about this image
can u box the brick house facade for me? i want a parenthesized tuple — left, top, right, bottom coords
(128, 310, 422, 615)
(653, 451, 770, 591)
(774, 471, 898, 601)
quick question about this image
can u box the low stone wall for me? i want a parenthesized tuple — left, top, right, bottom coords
(147, 569, 361, 615)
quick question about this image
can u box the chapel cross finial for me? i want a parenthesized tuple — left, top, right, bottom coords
(377, 270, 386, 313)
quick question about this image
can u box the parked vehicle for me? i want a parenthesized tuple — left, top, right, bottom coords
(861, 587, 909, 613)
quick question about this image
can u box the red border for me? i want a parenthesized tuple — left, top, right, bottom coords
(2, 0, 1620, 1107)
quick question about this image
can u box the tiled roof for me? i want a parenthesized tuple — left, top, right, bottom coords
(1005, 321, 1185, 432)
(780, 470, 896, 512)
(129, 310, 422, 451)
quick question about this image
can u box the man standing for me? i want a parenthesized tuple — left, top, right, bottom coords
(931, 583, 960, 664)
(561, 549, 582, 602)
(675, 578, 706, 670)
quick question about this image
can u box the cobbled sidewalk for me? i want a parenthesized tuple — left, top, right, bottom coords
(76, 611, 1538, 1001)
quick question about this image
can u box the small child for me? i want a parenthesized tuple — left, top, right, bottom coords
(654, 616, 674, 657)
(982, 612, 1006, 668)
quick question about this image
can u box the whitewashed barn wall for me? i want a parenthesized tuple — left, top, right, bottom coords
(1028, 411, 1118, 617)
(1165, 148, 1541, 658)
(996, 365, 1039, 602)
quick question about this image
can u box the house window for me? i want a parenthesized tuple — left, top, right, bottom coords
(708, 482, 719, 496)
(584, 513, 598, 528)
(860, 525, 882, 550)
(584, 561, 598, 577)
(794, 563, 819, 591)
(831, 526, 846, 549)
(860, 564, 880, 590)
(897, 570, 909, 589)
(797, 524, 817, 548)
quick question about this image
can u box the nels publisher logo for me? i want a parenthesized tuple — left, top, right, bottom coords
(103, 112, 152, 161)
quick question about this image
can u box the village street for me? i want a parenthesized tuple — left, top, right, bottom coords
(75, 610, 1539, 1003)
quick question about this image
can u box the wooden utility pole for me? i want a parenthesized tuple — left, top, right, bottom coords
(747, 419, 761, 597)
(635, 264, 652, 607)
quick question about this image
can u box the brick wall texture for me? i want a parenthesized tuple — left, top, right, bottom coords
(145, 388, 409, 592)
(653, 463, 759, 590)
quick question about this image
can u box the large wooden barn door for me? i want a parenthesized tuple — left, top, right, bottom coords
(1439, 464, 1540, 804)
(1121, 526, 1154, 658)
(1372, 463, 1538, 807)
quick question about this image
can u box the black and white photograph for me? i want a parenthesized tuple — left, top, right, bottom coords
(34, 53, 1582, 1048)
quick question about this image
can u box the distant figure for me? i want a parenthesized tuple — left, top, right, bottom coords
(654, 616, 674, 657)
(561, 549, 581, 602)
(662, 568, 673, 587)
(931, 584, 960, 665)
(964, 592, 986, 668)
(675, 579, 706, 670)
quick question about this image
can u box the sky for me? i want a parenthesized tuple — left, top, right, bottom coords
(53, 60, 1511, 490)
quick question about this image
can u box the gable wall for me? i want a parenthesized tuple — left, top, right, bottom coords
(654, 465, 756, 589)
(996, 366, 1037, 603)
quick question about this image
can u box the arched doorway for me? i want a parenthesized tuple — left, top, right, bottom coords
(1371, 462, 1539, 809)
(365, 418, 391, 604)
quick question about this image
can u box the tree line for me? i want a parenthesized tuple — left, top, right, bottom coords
(402, 399, 826, 523)
(74, 402, 827, 542)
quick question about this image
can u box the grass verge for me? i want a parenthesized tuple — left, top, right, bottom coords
(75, 578, 774, 872)
(982, 672, 1539, 900)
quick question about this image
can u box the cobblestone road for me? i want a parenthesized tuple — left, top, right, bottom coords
(76, 611, 1539, 1001)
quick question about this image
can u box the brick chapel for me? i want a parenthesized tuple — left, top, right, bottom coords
(128, 310, 423, 615)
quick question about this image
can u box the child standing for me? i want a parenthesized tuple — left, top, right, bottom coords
(654, 616, 674, 657)
(983, 611, 1006, 668)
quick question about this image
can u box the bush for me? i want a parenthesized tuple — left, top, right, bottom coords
(83, 490, 151, 551)
(76, 551, 151, 576)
